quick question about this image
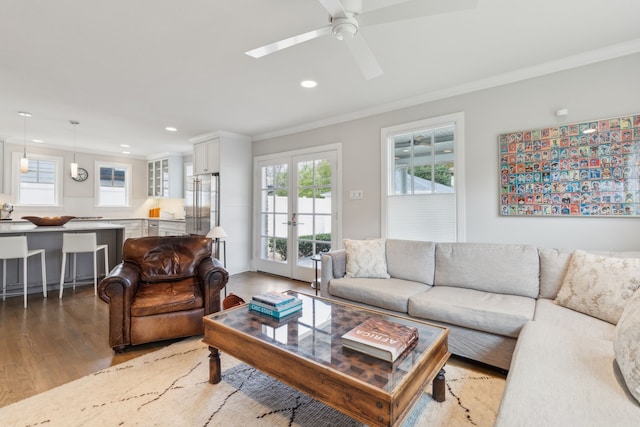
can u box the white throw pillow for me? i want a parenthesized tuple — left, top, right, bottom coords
(554, 250, 640, 324)
(343, 238, 390, 279)
(614, 290, 640, 404)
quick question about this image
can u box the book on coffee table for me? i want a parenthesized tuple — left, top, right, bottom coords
(342, 317, 419, 362)
(248, 298, 302, 319)
(252, 291, 297, 307)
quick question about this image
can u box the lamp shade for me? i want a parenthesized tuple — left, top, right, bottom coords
(206, 226, 227, 239)
(20, 155, 29, 173)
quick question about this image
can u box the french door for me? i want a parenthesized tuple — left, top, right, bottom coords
(254, 148, 339, 282)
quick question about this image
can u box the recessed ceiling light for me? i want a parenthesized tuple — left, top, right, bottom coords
(165, 126, 178, 132)
(122, 151, 130, 154)
(300, 80, 317, 88)
(32, 139, 44, 143)
(120, 144, 130, 148)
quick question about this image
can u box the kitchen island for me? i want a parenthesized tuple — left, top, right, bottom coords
(0, 222, 124, 299)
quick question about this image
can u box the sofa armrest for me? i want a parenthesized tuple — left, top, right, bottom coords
(320, 249, 346, 297)
(198, 257, 229, 315)
(97, 263, 141, 350)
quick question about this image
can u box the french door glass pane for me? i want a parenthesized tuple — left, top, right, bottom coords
(260, 163, 289, 263)
(295, 158, 332, 268)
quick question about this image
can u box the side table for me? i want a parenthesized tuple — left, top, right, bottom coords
(310, 254, 322, 296)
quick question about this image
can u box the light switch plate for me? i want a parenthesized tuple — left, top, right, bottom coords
(349, 190, 363, 200)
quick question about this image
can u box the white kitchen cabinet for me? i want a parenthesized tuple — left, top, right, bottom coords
(147, 154, 184, 197)
(159, 220, 186, 236)
(193, 137, 220, 175)
(148, 219, 185, 236)
(190, 131, 251, 274)
(110, 219, 146, 240)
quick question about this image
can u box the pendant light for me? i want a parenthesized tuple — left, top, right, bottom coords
(18, 111, 32, 173)
(70, 120, 79, 178)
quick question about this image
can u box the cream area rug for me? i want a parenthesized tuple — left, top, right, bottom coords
(0, 337, 505, 426)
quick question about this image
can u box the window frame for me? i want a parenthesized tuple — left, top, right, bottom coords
(11, 151, 64, 207)
(380, 112, 466, 241)
(94, 160, 132, 207)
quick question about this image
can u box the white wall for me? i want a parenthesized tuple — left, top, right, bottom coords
(254, 53, 640, 251)
(1, 141, 155, 218)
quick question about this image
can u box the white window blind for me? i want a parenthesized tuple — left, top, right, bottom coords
(387, 193, 456, 241)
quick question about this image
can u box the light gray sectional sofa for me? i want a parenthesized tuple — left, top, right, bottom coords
(320, 239, 640, 426)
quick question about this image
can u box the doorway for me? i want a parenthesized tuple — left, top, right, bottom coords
(254, 146, 340, 282)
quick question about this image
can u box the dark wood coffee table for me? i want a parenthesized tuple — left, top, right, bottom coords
(203, 291, 449, 427)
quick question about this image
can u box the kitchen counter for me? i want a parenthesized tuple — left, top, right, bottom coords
(0, 221, 124, 233)
(0, 222, 124, 298)
(5, 217, 186, 224)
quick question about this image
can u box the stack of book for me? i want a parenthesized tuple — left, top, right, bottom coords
(341, 317, 419, 362)
(249, 291, 302, 319)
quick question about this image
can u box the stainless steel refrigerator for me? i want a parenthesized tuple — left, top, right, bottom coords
(185, 173, 219, 236)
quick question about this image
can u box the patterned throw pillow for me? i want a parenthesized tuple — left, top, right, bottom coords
(554, 250, 640, 324)
(343, 238, 390, 279)
(614, 290, 640, 404)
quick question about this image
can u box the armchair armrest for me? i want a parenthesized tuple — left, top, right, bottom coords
(197, 257, 229, 315)
(98, 262, 141, 350)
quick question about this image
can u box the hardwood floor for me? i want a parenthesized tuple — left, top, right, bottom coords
(0, 271, 311, 408)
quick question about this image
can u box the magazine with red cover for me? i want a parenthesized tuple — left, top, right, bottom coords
(342, 317, 419, 362)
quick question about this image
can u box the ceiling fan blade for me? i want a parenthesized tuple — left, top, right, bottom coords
(245, 26, 332, 58)
(317, 0, 348, 18)
(359, 0, 477, 27)
(344, 34, 383, 80)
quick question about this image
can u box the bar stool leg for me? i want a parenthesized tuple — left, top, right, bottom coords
(104, 247, 109, 278)
(59, 252, 67, 298)
(93, 251, 97, 295)
(73, 253, 77, 290)
(2, 259, 6, 301)
(41, 252, 47, 298)
(23, 257, 28, 309)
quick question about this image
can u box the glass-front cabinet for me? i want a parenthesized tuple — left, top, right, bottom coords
(147, 155, 183, 197)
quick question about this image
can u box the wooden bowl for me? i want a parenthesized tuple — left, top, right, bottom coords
(22, 216, 76, 226)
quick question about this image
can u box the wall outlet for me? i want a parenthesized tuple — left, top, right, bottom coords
(349, 190, 364, 200)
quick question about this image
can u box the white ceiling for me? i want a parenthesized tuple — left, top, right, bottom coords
(1, 0, 639, 159)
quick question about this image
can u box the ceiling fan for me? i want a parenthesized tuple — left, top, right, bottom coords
(245, 0, 477, 80)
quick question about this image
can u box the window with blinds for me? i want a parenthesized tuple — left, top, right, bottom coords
(96, 161, 131, 207)
(382, 113, 464, 242)
(13, 153, 62, 206)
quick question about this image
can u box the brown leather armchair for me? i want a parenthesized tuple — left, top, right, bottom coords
(98, 235, 228, 352)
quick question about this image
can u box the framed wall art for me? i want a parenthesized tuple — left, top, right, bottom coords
(499, 114, 640, 217)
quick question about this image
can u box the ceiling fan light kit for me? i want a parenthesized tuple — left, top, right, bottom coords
(331, 16, 358, 40)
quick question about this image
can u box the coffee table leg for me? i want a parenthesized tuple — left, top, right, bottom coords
(432, 368, 446, 402)
(208, 346, 221, 384)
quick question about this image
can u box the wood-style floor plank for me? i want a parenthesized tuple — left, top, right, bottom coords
(0, 271, 311, 407)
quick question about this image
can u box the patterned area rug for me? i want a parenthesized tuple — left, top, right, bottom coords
(0, 337, 505, 426)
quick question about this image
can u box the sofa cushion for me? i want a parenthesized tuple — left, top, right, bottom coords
(539, 248, 640, 299)
(555, 250, 640, 324)
(534, 298, 615, 341)
(495, 321, 640, 427)
(538, 247, 573, 299)
(329, 277, 428, 312)
(614, 290, 640, 404)
(434, 243, 539, 298)
(343, 238, 390, 279)
(131, 277, 203, 316)
(408, 286, 535, 338)
(385, 239, 435, 285)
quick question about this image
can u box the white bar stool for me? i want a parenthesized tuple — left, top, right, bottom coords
(0, 235, 47, 308)
(59, 233, 108, 297)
